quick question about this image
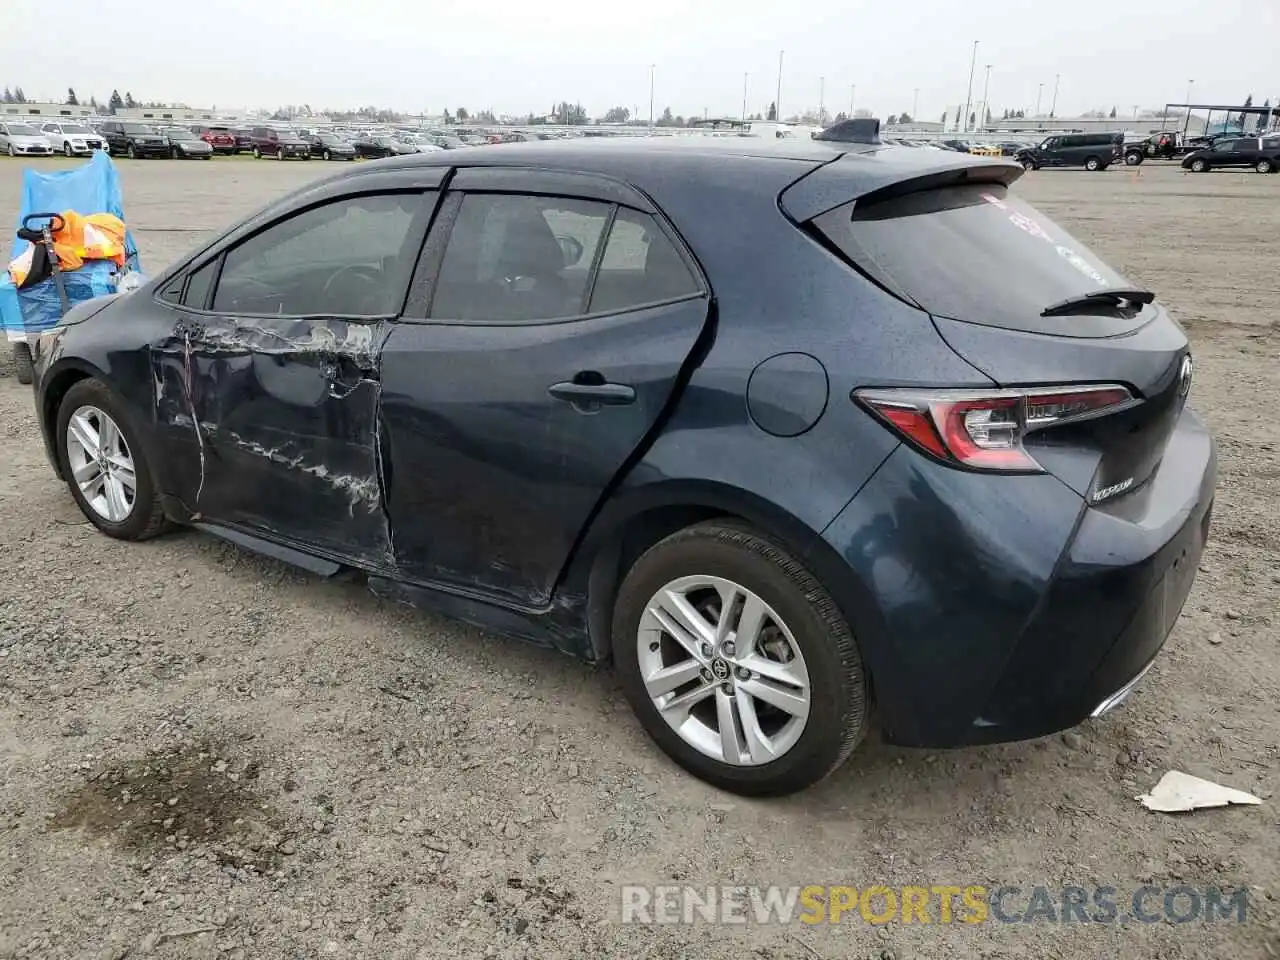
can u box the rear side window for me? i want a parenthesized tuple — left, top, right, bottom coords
(430, 194, 612, 322)
(589, 208, 701, 313)
(812, 183, 1131, 329)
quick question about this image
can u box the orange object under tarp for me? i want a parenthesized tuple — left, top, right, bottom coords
(7, 210, 128, 287)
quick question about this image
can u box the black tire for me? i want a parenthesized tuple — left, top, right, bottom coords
(252, 146, 262, 159)
(126, 143, 137, 160)
(613, 521, 869, 796)
(1190, 159, 1208, 173)
(1021, 158, 1036, 171)
(1124, 151, 1143, 166)
(171, 146, 181, 159)
(323, 149, 332, 161)
(1256, 159, 1274, 174)
(12, 343, 34, 385)
(64, 142, 74, 158)
(276, 147, 285, 161)
(55, 378, 169, 541)
(1084, 156, 1101, 171)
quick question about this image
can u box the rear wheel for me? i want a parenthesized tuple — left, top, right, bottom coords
(1190, 158, 1208, 173)
(126, 143, 137, 159)
(1124, 151, 1143, 166)
(276, 147, 285, 161)
(1084, 156, 1102, 171)
(322, 149, 331, 161)
(56, 379, 169, 541)
(613, 521, 869, 796)
(252, 146, 262, 159)
(1256, 159, 1274, 174)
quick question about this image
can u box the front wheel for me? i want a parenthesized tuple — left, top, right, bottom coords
(56, 379, 169, 541)
(252, 146, 262, 159)
(1084, 156, 1101, 171)
(12, 343, 34, 385)
(1021, 158, 1037, 171)
(64, 142, 75, 158)
(276, 147, 285, 161)
(1124, 151, 1143, 166)
(1256, 159, 1274, 174)
(126, 143, 137, 159)
(613, 521, 869, 796)
(171, 146, 181, 159)
(323, 149, 332, 161)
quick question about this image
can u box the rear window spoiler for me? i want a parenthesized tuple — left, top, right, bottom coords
(779, 153, 1023, 223)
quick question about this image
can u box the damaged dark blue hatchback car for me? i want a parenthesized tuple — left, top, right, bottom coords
(31, 136, 1216, 795)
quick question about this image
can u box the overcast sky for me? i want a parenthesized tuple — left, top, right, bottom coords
(3, 0, 1276, 120)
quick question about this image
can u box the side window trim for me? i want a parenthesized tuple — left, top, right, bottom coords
(577, 203, 618, 314)
(399, 189, 707, 327)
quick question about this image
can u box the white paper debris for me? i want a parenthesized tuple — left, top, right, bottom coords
(1137, 771, 1263, 813)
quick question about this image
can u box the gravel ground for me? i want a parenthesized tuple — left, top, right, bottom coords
(0, 156, 1276, 960)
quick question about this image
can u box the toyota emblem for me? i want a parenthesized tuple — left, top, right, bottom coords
(1177, 355, 1193, 398)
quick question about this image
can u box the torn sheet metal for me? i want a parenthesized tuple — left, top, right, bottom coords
(152, 312, 392, 563)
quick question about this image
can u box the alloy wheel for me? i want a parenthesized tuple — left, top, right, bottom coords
(637, 575, 811, 766)
(64, 405, 136, 523)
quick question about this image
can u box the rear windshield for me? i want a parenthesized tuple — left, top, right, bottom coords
(812, 183, 1133, 329)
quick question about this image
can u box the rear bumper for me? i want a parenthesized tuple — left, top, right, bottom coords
(820, 404, 1216, 748)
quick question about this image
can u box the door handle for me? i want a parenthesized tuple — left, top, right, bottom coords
(548, 380, 636, 407)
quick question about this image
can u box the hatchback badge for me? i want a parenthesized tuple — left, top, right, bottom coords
(1177, 355, 1193, 398)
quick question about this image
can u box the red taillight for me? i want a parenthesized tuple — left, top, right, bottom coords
(855, 385, 1134, 472)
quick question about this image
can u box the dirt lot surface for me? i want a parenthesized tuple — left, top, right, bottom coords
(0, 156, 1276, 959)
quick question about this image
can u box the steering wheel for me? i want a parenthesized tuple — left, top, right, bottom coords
(320, 264, 385, 312)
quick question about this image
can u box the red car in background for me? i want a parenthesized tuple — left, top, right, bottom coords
(190, 124, 238, 155)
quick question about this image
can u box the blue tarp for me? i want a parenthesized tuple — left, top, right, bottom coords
(1, 151, 141, 339)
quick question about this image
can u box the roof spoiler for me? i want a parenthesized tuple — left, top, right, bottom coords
(813, 118, 882, 144)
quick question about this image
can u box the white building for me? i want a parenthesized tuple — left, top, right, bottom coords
(0, 101, 96, 119)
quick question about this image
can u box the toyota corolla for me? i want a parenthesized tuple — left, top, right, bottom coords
(29, 134, 1215, 796)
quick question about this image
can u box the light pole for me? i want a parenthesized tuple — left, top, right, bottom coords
(849, 84, 856, 117)
(1184, 80, 1195, 135)
(776, 50, 784, 122)
(1132, 104, 1140, 120)
(1049, 73, 1060, 118)
(962, 40, 979, 133)
(981, 64, 992, 128)
(912, 88, 919, 122)
(819, 75, 825, 125)
(1036, 82, 1043, 116)
(648, 64, 655, 131)
(742, 72, 748, 125)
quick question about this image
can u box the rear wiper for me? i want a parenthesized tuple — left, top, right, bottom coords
(1040, 287, 1155, 317)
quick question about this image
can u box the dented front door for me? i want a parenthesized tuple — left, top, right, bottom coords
(152, 189, 435, 564)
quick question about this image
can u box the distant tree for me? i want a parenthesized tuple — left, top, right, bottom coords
(832, 111, 848, 122)
(108, 89, 123, 114)
(658, 105, 674, 126)
(89, 95, 99, 110)
(1, 88, 10, 103)
(984, 108, 991, 125)
(940, 110, 947, 124)
(457, 107, 469, 121)
(852, 108, 872, 119)
(1109, 106, 1117, 118)
(442, 109, 453, 125)
(66, 88, 79, 106)
(124, 91, 136, 108)
(1243, 94, 1253, 108)
(14, 86, 26, 103)
(969, 111, 976, 128)
(886, 114, 898, 125)
(767, 101, 777, 121)
(603, 106, 630, 123)
(898, 112, 912, 124)
(475, 109, 496, 123)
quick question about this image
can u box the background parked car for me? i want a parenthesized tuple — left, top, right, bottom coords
(1182, 136, 1280, 173)
(374, 134, 418, 156)
(249, 127, 311, 160)
(39, 121, 105, 157)
(231, 126, 255, 153)
(190, 124, 238, 155)
(307, 132, 357, 161)
(161, 127, 214, 160)
(99, 121, 170, 159)
(0, 122, 54, 157)
(1016, 132, 1122, 171)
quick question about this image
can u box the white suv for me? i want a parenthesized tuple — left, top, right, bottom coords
(39, 121, 106, 157)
